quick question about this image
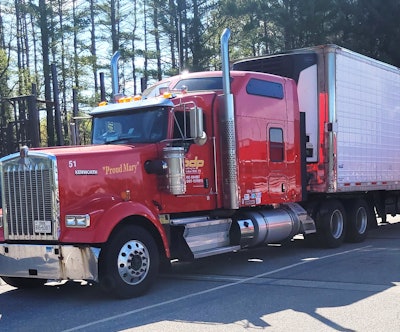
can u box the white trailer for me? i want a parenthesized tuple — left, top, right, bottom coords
(233, 44, 400, 245)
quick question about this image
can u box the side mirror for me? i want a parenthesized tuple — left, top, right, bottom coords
(190, 107, 207, 145)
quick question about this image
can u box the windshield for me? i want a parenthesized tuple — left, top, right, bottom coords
(142, 76, 223, 98)
(92, 108, 168, 144)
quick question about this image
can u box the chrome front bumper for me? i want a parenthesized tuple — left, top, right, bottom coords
(0, 244, 100, 281)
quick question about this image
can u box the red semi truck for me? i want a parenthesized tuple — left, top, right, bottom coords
(1, 29, 400, 298)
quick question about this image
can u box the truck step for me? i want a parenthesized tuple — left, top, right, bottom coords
(171, 216, 233, 256)
(193, 245, 241, 259)
(283, 203, 316, 234)
(301, 215, 317, 234)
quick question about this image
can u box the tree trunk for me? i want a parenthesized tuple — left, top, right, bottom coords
(90, 0, 98, 96)
(153, 2, 162, 81)
(191, 0, 201, 71)
(142, 0, 148, 90)
(111, 0, 118, 54)
(39, 0, 54, 146)
(131, 0, 138, 95)
(168, 0, 177, 72)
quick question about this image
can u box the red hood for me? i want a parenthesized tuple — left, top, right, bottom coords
(30, 143, 140, 157)
(33, 143, 161, 217)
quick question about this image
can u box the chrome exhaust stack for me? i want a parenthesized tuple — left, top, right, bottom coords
(111, 51, 121, 102)
(220, 28, 239, 209)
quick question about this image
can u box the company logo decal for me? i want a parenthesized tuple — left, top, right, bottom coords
(185, 156, 205, 186)
(103, 162, 139, 175)
(74, 169, 98, 175)
(185, 156, 204, 169)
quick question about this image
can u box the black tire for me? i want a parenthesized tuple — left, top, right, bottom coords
(159, 256, 172, 273)
(315, 199, 346, 248)
(344, 198, 370, 243)
(1, 277, 46, 288)
(99, 225, 159, 299)
(303, 233, 320, 247)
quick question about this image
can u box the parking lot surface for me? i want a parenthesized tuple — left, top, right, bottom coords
(0, 220, 399, 332)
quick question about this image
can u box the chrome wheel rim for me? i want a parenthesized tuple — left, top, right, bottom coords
(117, 240, 150, 285)
(330, 210, 344, 239)
(356, 207, 368, 234)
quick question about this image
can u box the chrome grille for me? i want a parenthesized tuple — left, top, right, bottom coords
(1, 153, 59, 240)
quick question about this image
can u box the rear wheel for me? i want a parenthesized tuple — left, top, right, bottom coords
(345, 198, 370, 242)
(315, 199, 346, 248)
(1, 277, 46, 288)
(99, 225, 159, 299)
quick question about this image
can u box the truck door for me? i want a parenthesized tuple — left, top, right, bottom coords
(267, 123, 290, 204)
(159, 108, 218, 213)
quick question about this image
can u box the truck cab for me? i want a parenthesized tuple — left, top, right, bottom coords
(0, 29, 315, 298)
(90, 68, 303, 211)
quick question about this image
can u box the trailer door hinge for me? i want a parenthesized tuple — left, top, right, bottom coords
(326, 122, 338, 132)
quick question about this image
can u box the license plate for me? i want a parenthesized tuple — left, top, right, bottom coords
(34, 220, 52, 234)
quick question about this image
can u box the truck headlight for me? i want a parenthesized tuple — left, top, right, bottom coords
(66, 214, 90, 228)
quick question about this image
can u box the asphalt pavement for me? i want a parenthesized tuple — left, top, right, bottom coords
(0, 219, 399, 332)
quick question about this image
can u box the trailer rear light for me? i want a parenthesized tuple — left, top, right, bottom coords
(66, 214, 91, 228)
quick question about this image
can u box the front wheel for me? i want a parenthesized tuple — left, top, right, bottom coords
(315, 199, 346, 248)
(99, 225, 159, 299)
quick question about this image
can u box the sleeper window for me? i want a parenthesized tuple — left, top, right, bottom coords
(269, 128, 284, 162)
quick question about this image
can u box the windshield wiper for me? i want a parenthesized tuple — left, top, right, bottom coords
(104, 136, 136, 144)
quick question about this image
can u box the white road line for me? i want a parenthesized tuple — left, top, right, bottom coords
(62, 245, 371, 332)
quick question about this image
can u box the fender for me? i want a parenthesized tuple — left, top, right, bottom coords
(61, 201, 170, 257)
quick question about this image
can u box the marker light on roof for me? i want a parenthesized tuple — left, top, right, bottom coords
(118, 96, 133, 103)
(98, 101, 108, 106)
(133, 95, 142, 101)
(163, 92, 173, 99)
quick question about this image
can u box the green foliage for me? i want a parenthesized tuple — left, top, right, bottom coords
(0, 48, 9, 94)
(217, 0, 400, 67)
(2, 0, 400, 148)
(0, 48, 12, 124)
(16, 67, 36, 95)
